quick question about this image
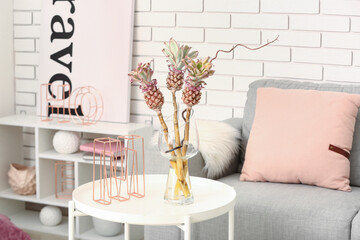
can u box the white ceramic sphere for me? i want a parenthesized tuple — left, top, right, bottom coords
(53, 131, 80, 154)
(39, 206, 62, 226)
(92, 217, 122, 237)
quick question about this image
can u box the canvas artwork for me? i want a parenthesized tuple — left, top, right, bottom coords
(38, 0, 134, 123)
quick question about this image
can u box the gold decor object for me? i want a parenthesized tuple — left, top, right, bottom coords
(8, 163, 36, 195)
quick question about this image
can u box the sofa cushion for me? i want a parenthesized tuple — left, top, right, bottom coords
(192, 173, 360, 240)
(242, 79, 360, 187)
(241, 88, 360, 191)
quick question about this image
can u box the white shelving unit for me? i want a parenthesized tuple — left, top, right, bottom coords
(0, 115, 151, 239)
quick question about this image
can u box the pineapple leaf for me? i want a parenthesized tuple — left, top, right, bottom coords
(187, 51, 198, 59)
(178, 62, 185, 70)
(169, 39, 179, 55)
(139, 72, 147, 81)
(162, 49, 171, 58)
(176, 49, 183, 67)
(183, 45, 190, 56)
(168, 58, 176, 66)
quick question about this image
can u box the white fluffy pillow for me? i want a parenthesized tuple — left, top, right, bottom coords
(191, 120, 240, 178)
(152, 120, 240, 179)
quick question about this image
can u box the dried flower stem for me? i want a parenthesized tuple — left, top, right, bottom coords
(181, 106, 192, 156)
(172, 91, 184, 180)
(210, 36, 279, 63)
(171, 91, 191, 197)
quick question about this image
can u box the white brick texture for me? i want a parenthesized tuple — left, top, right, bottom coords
(207, 91, 247, 107)
(290, 15, 349, 32)
(354, 51, 360, 66)
(206, 29, 260, 44)
(177, 13, 230, 28)
(15, 66, 35, 79)
(135, 0, 151, 12)
(14, 39, 35, 52)
(135, 13, 175, 27)
(12, 0, 360, 125)
(261, 0, 319, 14)
(204, 0, 259, 13)
(14, 12, 32, 25)
(322, 33, 360, 49)
(353, 18, 360, 33)
(205, 76, 233, 90)
(15, 92, 36, 106)
(153, 28, 204, 42)
(232, 14, 288, 30)
(14, 0, 41, 10)
(234, 46, 290, 62)
(292, 48, 352, 66)
(214, 60, 263, 76)
(324, 66, 360, 82)
(262, 31, 321, 47)
(264, 63, 323, 80)
(152, 0, 203, 12)
(322, 0, 360, 16)
(133, 27, 152, 41)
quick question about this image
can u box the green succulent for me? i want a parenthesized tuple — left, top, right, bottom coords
(162, 38, 198, 71)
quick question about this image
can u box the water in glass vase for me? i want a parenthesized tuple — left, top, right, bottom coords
(164, 159, 193, 205)
(158, 108, 198, 205)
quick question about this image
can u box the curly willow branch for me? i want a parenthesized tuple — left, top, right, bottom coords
(210, 35, 279, 63)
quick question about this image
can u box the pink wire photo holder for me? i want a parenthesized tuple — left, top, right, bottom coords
(92, 135, 145, 205)
(92, 138, 128, 205)
(119, 135, 145, 199)
(55, 161, 75, 199)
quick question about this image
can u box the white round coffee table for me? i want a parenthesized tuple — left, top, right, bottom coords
(69, 174, 236, 240)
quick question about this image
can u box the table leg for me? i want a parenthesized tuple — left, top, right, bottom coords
(228, 208, 234, 240)
(68, 201, 75, 240)
(184, 216, 191, 240)
(124, 223, 130, 240)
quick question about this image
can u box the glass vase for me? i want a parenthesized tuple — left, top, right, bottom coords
(158, 108, 198, 205)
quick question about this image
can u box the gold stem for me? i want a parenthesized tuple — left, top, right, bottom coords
(158, 108, 189, 197)
(172, 91, 184, 181)
(181, 106, 192, 156)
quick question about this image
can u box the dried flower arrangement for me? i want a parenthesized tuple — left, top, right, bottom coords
(129, 37, 278, 202)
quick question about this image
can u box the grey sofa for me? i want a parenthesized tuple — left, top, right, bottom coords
(145, 79, 360, 240)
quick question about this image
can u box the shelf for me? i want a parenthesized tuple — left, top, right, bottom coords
(0, 188, 37, 203)
(80, 229, 124, 240)
(41, 194, 70, 208)
(0, 189, 69, 208)
(39, 149, 85, 162)
(0, 114, 151, 239)
(39, 149, 127, 168)
(0, 115, 149, 136)
(9, 210, 68, 237)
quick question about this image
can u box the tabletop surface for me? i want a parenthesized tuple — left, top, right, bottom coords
(73, 174, 236, 225)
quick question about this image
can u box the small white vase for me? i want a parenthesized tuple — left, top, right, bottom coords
(92, 217, 122, 237)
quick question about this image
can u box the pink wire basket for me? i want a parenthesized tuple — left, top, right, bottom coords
(92, 135, 145, 205)
(119, 135, 145, 199)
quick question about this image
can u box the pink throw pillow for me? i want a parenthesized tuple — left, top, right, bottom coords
(240, 88, 360, 191)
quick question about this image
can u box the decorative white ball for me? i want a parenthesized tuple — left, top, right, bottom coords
(53, 131, 80, 154)
(39, 206, 62, 226)
(92, 217, 122, 237)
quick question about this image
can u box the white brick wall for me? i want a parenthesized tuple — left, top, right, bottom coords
(12, 0, 360, 163)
